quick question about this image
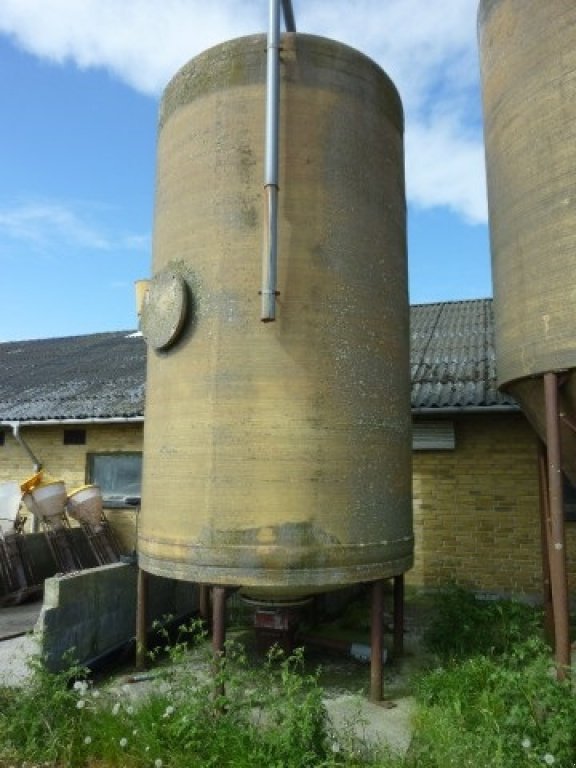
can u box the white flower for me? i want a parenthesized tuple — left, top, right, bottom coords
(112, 702, 121, 716)
(162, 705, 175, 718)
(331, 742, 341, 753)
(132, 729, 138, 736)
(126, 705, 134, 715)
(154, 760, 163, 768)
(522, 737, 532, 750)
(73, 681, 88, 695)
(119, 737, 128, 748)
(76, 699, 86, 710)
(83, 736, 92, 745)
(92, 690, 101, 699)
(543, 755, 555, 766)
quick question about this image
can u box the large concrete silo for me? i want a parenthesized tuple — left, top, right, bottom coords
(478, 0, 576, 481)
(478, 0, 576, 673)
(137, 33, 413, 600)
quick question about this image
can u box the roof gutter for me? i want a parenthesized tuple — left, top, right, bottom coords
(412, 405, 520, 415)
(1, 417, 144, 427)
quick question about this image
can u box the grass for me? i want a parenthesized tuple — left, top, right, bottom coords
(0, 589, 575, 767)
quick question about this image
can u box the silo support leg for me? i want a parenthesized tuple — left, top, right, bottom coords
(135, 567, 148, 670)
(537, 439, 555, 645)
(212, 586, 228, 701)
(199, 584, 210, 622)
(393, 574, 404, 658)
(370, 579, 384, 702)
(543, 372, 571, 679)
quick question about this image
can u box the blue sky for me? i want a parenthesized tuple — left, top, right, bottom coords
(0, 0, 490, 342)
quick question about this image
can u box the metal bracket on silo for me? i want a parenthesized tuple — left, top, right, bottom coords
(261, 0, 296, 322)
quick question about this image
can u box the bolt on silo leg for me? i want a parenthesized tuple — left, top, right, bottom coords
(370, 579, 384, 702)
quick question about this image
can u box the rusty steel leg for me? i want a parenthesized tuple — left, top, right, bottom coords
(393, 574, 405, 658)
(212, 586, 227, 700)
(135, 567, 148, 670)
(199, 584, 210, 622)
(544, 372, 571, 679)
(370, 579, 384, 702)
(537, 439, 555, 645)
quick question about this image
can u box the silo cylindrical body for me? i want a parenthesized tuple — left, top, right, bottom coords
(478, 0, 576, 386)
(138, 33, 413, 598)
(478, 0, 576, 482)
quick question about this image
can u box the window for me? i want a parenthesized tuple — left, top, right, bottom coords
(64, 428, 86, 445)
(412, 420, 455, 451)
(87, 452, 142, 508)
(0, 430, 5, 446)
(563, 474, 576, 522)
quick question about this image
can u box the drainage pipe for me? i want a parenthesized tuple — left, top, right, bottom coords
(8, 423, 42, 471)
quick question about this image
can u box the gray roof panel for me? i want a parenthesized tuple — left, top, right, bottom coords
(0, 300, 516, 422)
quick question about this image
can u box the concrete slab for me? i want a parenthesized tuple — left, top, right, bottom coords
(0, 635, 39, 687)
(0, 597, 42, 640)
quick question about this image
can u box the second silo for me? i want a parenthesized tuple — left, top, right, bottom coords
(478, 0, 576, 481)
(138, 33, 413, 598)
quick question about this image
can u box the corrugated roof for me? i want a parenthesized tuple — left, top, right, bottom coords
(410, 299, 516, 410)
(0, 331, 146, 421)
(0, 299, 516, 422)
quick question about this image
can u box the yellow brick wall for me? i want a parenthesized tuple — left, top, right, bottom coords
(0, 423, 143, 551)
(410, 413, 576, 596)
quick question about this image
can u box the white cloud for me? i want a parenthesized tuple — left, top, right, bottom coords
(0, 0, 486, 223)
(0, 201, 150, 255)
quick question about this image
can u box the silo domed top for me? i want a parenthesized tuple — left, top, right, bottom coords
(160, 33, 404, 134)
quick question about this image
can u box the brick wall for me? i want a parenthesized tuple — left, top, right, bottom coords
(0, 423, 143, 551)
(410, 412, 576, 597)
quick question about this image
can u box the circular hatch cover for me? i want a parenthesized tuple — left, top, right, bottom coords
(140, 270, 187, 350)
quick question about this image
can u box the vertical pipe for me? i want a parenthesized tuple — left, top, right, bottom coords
(261, 0, 281, 322)
(393, 574, 405, 658)
(370, 579, 384, 702)
(135, 567, 148, 670)
(537, 439, 555, 645)
(543, 372, 571, 679)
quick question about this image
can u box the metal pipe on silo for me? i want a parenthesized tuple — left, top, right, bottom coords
(261, 0, 281, 322)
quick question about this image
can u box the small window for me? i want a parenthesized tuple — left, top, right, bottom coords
(412, 420, 455, 451)
(64, 428, 86, 445)
(0, 430, 5, 446)
(87, 452, 142, 508)
(563, 474, 576, 522)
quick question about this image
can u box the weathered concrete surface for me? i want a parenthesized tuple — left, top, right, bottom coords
(37, 563, 197, 671)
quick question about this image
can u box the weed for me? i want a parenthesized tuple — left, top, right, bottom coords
(422, 586, 542, 660)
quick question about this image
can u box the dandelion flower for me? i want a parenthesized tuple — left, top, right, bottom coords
(92, 690, 101, 699)
(331, 742, 341, 753)
(543, 755, 555, 766)
(162, 705, 175, 718)
(154, 760, 163, 768)
(119, 737, 128, 748)
(112, 702, 121, 716)
(522, 737, 532, 750)
(76, 699, 86, 710)
(83, 736, 92, 745)
(126, 705, 134, 715)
